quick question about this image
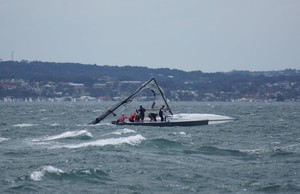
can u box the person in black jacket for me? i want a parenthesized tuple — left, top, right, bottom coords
(136, 105, 146, 122)
(159, 105, 165, 121)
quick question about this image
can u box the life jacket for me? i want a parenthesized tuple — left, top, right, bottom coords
(128, 114, 135, 122)
(119, 115, 125, 123)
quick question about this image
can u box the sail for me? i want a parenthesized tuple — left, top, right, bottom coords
(146, 78, 173, 114)
(90, 77, 172, 124)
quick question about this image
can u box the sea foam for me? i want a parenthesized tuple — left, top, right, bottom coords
(42, 130, 93, 141)
(30, 130, 93, 143)
(13, 123, 38, 128)
(57, 134, 145, 149)
(0, 137, 9, 143)
(30, 166, 64, 181)
(111, 128, 136, 135)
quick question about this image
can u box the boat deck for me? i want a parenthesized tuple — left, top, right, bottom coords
(112, 119, 209, 127)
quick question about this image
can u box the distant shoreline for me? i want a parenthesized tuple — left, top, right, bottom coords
(1, 61, 299, 101)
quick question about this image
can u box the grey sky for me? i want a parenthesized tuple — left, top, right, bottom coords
(1, 0, 299, 72)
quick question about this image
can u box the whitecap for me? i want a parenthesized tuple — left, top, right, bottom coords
(30, 166, 64, 181)
(50, 123, 60, 126)
(76, 124, 89, 127)
(172, 131, 185, 135)
(111, 128, 136, 135)
(57, 134, 145, 149)
(13, 123, 38, 128)
(42, 130, 93, 141)
(30, 170, 44, 181)
(239, 148, 267, 154)
(172, 131, 191, 137)
(95, 123, 113, 126)
(31, 130, 93, 142)
(93, 109, 103, 112)
(0, 137, 10, 143)
(281, 143, 300, 150)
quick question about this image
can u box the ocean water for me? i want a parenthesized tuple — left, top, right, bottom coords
(0, 101, 299, 193)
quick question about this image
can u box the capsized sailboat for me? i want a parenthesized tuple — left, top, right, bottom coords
(90, 78, 235, 126)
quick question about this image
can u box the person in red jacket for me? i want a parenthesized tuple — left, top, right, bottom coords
(128, 113, 136, 122)
(119, 113, 125, 123)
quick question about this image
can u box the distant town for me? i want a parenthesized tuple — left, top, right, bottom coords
(0, 61, 299, 102)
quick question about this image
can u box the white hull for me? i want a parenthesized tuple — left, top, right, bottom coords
(169, 113, 236, 124)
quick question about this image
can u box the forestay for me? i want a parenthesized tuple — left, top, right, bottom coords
(90, 78, 172, 124)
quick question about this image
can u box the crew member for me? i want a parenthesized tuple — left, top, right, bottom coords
(119, 113, 125, 123)
(148, 113, 157, 121)
(128, 113, 135, 122)
(136, 105, 146, 121)
(159, 105, 165, 121)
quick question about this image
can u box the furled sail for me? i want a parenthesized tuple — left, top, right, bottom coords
(90, 77, 172, 124)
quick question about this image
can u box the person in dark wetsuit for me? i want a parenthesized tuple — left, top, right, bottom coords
(159, 105, 165, 121)
(136, 105, 146, 121)
(148, 113, 157, 121)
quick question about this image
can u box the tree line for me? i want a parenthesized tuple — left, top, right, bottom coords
(1, 61, 299, 101)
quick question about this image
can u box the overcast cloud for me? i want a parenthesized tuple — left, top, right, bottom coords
(1, 0, 299, 72)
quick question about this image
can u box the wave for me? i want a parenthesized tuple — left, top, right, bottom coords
(55, 134, 145, 149)
(76, 124, 90, 127)
(68, 167, 111, 181)
(32, 130, 93, 142)
(0, 137, 10, 143)
(49, 123, 60, 126)
(93, 109, 103, 113)
(94, 122, 113, 126)
(96, 128, 136, 138)
(281, 143, 300, 150)
(241, 143, 300, 157)
(253, 182, 300, 193)
(270, 149, 298, 158)
(142, 138, 182, 148)
(184, 146, 248, 157)
(13, 123, 38, 128)
(30, 166, 63, 181)
(172, 131, 191, 137)
(29, 166, 111, 182)
(111, 128, 136, 135)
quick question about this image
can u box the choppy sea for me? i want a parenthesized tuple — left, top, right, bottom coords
(0, 101, 299, 193)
